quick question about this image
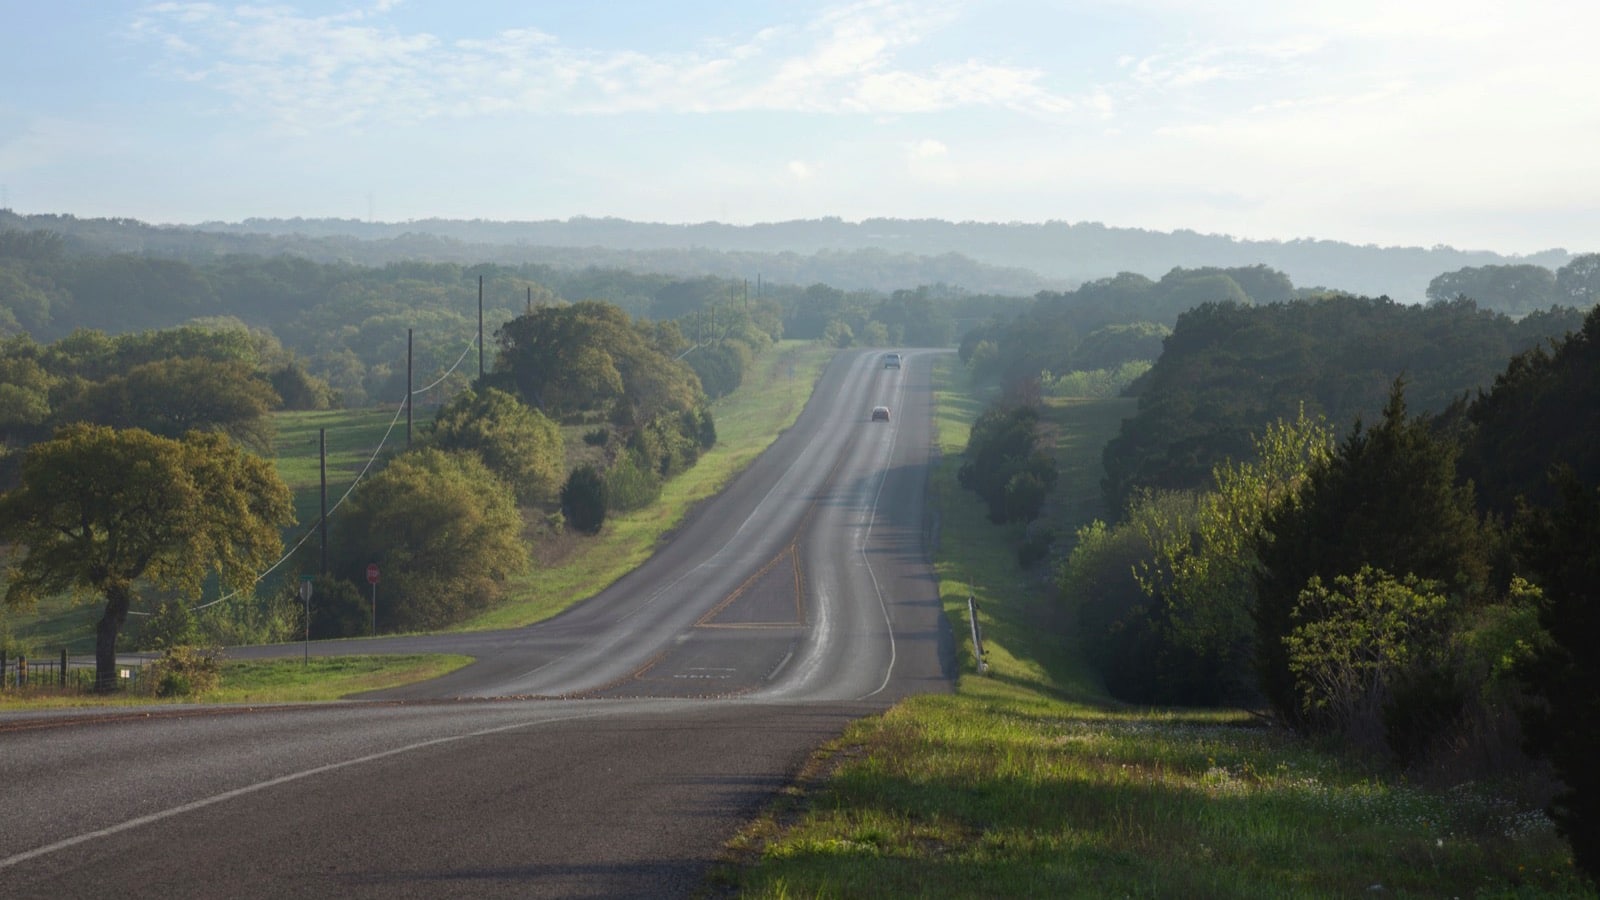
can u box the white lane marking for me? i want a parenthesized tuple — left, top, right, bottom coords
(855, 353, 906, 700)
(502, 358, 857, 691)
(0, 708, 614, 871)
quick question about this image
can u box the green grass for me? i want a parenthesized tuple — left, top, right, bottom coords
(208, 653, 474, 703)
(713, 356, 1590, 899)
(271, 405, 409, 546)
(0, 654, 473, 710)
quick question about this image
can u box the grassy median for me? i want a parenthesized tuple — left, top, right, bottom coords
(711, 355, 1588, 898)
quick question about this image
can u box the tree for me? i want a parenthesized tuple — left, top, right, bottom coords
(427, 387, 565, 505)
(1555, 253, 1600, 307)
(269, 361, 335, 411)
(1254, 381, 1488, 728)
(1460, 304, 1600, 519)
(492, 301, 699, 422)
(1515, 470, 1600, 881)
(1426, 264, 1559, 315)
(0, 340, 55, 444)
(59, 357, 281, 452)
(561, 465, 608, 535)
(957, 404, 1058, 524)
(330, 448, 528, 632)
(1134, 408, 1336, 701)
(0, 424, 293, 691)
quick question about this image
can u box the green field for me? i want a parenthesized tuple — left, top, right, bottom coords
(714, 355, 1588, 898)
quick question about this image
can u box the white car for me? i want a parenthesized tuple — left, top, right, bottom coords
(871, 406, 891, 422)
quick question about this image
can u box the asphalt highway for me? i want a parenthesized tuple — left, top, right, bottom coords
(0, 348, 955, 898)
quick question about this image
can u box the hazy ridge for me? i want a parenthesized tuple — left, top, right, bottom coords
(3, 210, 1579, 301)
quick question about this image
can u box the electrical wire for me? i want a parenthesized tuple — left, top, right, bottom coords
(182, 330, 480, 615)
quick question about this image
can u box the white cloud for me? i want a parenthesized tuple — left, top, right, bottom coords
(126, 0, 1078, 128)
(788, 160, 815, 179)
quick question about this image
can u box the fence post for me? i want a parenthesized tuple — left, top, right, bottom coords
(1, 648, 6, 690)
(60, 647, 68, 688)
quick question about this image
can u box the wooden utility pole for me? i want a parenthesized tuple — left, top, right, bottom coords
(406, 328, 413, 446)
(319, 428, 328, 575)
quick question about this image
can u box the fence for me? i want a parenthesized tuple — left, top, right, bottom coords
(0, 649, 149, 693)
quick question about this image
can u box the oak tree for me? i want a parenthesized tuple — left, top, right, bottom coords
(0, 424, 294, 691)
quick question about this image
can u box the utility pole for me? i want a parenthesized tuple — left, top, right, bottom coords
(406, 328, 413, 446)
(319, 428, 328, 576)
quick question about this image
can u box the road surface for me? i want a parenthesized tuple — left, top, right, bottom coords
(0, 349, 955, 898)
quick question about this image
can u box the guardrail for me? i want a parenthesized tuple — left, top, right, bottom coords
(967, 595, 988, 675)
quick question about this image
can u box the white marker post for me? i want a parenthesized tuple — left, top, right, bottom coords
(366, 563, 380, 637)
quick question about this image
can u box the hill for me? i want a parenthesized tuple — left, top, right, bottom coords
(2, 210, 1580, 301)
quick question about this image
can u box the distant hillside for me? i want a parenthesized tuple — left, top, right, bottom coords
(2, 210, 1581, 301)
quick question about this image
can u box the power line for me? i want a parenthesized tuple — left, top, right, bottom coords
(185, 330, 481, 614)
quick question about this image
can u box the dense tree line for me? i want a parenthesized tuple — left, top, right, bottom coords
(1100, 295, 1588, 513)
(2, 226, 986, 421)
(8, 209, 1582, 302)
(958, 265, 1293, 394)
(1052, 303, 1600, 879)
(0, 324, 317, 475)
(1426, 254, 1600, 315)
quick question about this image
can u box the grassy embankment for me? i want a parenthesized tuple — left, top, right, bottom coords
(714, 355, 1588, 898)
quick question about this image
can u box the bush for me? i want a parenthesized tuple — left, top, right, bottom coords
(958, 403, 1058, 525)
(1283, 567, 1448, 755)
(583, 427, 610, 447)
(427, 387, 565, 505)
(562, 464, 607, 535)
(144, 645, 223, 698)
(605, 451, 661, 512)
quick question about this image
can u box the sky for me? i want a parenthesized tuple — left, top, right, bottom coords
(2, 0, 1597, 255)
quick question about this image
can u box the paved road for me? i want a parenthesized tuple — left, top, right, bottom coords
(0, 349, 955, 898)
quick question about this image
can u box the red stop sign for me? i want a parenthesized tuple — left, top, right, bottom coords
(366, 563, 380, 584)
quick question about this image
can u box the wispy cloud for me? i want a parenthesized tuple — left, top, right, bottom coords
(127, 0, 1076, 131)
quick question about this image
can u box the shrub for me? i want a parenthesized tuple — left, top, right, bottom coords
(427, 387, 564, 504)
(1283, 567, 1448, 755)
(958, 403, 1058, 525)
(605, 451, 661, 512)
(562, 464, 607, 535)
(144, 645, 223, 698)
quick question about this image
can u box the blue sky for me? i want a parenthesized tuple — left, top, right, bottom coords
(3, 0, 1596, 254)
